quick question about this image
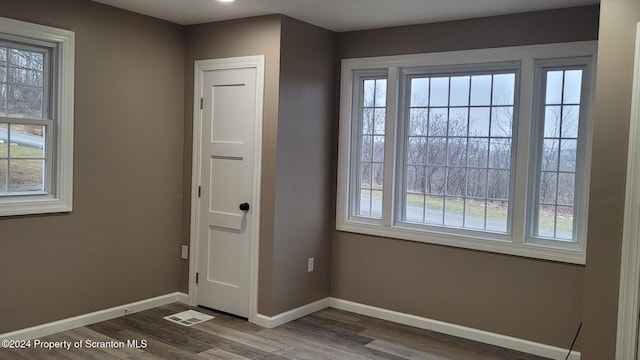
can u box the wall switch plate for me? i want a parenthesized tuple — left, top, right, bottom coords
(308, 257, 314, 272)
(181, 245, 189, 260)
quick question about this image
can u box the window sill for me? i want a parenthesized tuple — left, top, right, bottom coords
(0, 195, 72, 217)
(336, 219, 586, 265)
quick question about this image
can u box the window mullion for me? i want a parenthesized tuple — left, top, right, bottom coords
(513, 58, 534, 245)
(383, 67, 399, 227)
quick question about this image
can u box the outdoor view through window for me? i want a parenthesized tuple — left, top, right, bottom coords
(535, 69, 583, 241)
(401, 73, 515, 233)
(0, 44, 48, 195)
(354, 67, 584, 242)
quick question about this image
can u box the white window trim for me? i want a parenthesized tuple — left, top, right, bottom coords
(526, 57, 595, 248)
(337, 41, 596, 264)
(0, 16, 75, 216)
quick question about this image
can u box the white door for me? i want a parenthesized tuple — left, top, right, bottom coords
(196, 65, 258, 318)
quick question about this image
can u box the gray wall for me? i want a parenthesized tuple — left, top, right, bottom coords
(331, 6, 599, 349)
(0, 0, 185, 333)
(582, 0, 640, 358)
(270, 16, 335, 315)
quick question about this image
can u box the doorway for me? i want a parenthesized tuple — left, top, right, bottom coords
(189, 56, 264, 322)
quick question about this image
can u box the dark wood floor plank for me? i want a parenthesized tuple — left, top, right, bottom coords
(256, 328, 374, 360)
(69, 327, 164, 360)
(0, 347, 42, 360)
(300, 312, 368, 335)
(197, 347, 253, 360)
(111, 312, 214, 354)
(268, 322, 402, 360)
(366, 339, 453, 360)
(194, 319, 290, 355)
(116, 329, 204, 360)
(312, 307, 367, 324)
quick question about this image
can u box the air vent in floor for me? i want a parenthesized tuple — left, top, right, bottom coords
(163, 310, 214, 327)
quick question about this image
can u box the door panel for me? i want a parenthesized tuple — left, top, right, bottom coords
(197, 66, 256, 318)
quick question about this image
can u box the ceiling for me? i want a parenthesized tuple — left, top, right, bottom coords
(89, 0, 599, 32)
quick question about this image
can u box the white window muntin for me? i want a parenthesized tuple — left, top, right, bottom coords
(527, 57, 594, 249)
(0, 16, 74, 216)
(396, 63, 521, 239)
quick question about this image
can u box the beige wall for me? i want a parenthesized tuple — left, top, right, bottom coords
(0, 0, 185, 333)
(581, 0, 640, 358)
(331, 6, 599, 349)
(269, 17, 335, 315)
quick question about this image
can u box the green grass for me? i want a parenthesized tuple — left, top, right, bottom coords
(0, 143, 43, 158)
(0, 143, 45, 192)
(361, 189, 573, 234)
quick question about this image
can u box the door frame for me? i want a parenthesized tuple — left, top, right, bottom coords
(616, 22, 640, 360)
(189, 55, 264, 325)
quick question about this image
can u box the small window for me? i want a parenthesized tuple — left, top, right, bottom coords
(354, 76, 387, 219)
(529, 59, 593, 244)
(0, 16, 74, 216)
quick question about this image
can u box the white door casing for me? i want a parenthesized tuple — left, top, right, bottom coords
(616, 22, 640, 360)
(189, 56, 264, 322)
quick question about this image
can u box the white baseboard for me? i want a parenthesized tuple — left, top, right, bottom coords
(0, 292, 188, 341)
(329, 298, 580, 360)
(252, 297, 330, 329)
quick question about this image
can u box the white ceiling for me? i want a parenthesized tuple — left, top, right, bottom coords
(89, 0, 599, 32)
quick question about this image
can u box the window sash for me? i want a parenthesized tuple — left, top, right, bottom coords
(0, 41, 53, 197)
(397, 68, 520, 235)
(528, 58, 594, 245)
(349, 71, 389, 223)
(0, 41, 52, 122)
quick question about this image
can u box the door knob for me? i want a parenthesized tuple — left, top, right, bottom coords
(239, 203, 250, 211)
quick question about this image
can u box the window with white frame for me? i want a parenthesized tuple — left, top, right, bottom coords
(355, 76, 387, 219)
(337, 42, 596, 264)
(0, 17, 74, 216)
(529, 60, 592, 244)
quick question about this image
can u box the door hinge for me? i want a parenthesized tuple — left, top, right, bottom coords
(196, 272, 199, 284)
(198, 186, 201, 198)
(200, 98, 203, 110)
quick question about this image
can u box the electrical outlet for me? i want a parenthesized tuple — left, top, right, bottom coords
(307, 257, 314, 272)
(181, 245, 189, 260)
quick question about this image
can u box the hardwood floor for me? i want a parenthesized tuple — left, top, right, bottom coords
(1, 303, 552, 359)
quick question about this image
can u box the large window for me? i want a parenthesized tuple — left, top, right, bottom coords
(0, 17, 74, 216)
(337, 42, 596, 264)
(402, 70, 516, 233)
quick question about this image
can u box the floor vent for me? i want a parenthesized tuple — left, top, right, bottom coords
(163, 310, 214, 327)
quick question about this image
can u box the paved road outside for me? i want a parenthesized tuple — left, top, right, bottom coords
(359, 193, 572, 239)
(0, 128, 44, 148)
